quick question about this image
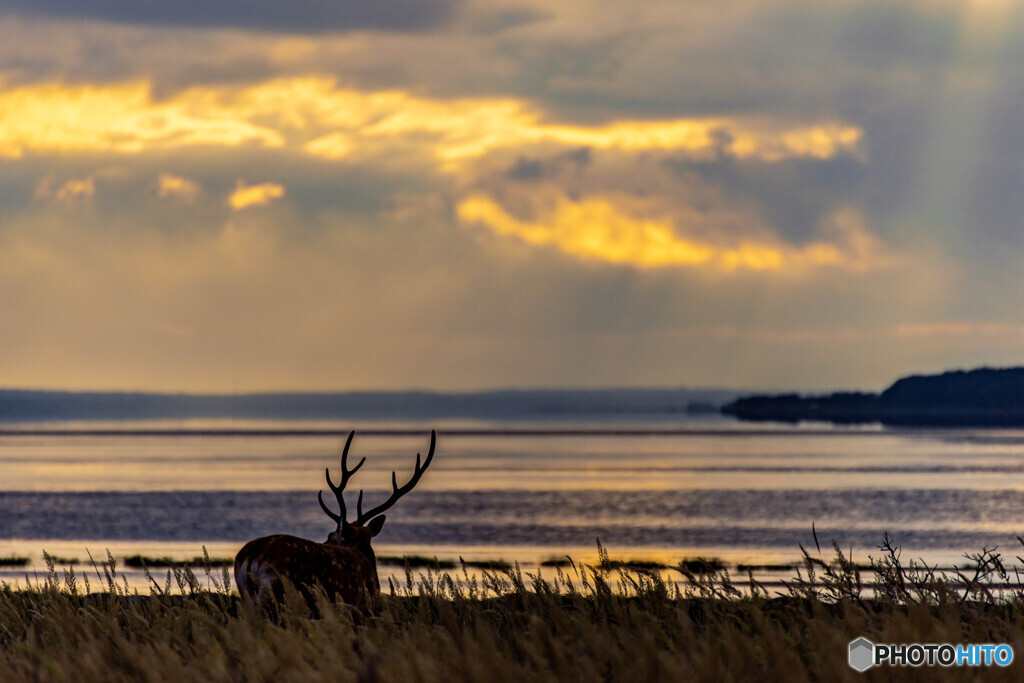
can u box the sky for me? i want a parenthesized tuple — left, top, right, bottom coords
(0, 0, 1023, 393)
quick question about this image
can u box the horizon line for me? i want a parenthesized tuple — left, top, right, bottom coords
(0, 385, 749, 397)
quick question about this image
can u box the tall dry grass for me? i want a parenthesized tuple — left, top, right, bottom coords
(2, 537, 1024, 681)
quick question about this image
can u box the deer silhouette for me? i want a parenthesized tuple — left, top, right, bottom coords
(234, 430, 436, 612)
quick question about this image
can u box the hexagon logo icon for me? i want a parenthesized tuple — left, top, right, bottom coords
(849, 637, 874, 672)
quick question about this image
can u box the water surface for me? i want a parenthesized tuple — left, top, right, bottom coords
(3, 420, 1024, 586)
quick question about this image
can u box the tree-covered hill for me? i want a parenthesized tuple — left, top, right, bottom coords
(722, 367, 1024, 426)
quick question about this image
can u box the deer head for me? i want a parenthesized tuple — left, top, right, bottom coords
(234, 430, 436, 612)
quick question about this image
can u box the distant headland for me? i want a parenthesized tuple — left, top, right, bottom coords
(722, 366, 1024, 427)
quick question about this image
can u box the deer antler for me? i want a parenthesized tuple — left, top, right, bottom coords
(355, 430, 436, 525)
(318, 431, 366, 530)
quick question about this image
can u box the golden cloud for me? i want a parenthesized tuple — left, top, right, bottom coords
(457, 195, 890, 273)
(0, 77, 862, 168)
(227, 180, 286, 210)
(514, 119, 862, 163)
(0, 80, 283, 157)
(55, 178, 95, 202)
(34, 172, 97, 203)
(302, 89, 862, 167)
(157, 172, 201, 201)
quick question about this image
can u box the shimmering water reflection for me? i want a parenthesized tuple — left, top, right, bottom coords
(2, 423, 1024, 582)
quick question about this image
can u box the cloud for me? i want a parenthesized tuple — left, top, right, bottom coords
(0, 153, 957, 393)
(457, 194, 891, 273)
(304, 99, 861, 168)
(228, 180, 285, 210)
(2, 2, 1019, 393)
(156, 173, 201, 201)
(0, 76, 863, 176)
(0, 0, 459, 34)
(54, 178, 94, 202)
(0, 80, 283, 157)
(33, 168, 129, 204)
(531, 119, 861, 162)
(35, 173, 94, 203)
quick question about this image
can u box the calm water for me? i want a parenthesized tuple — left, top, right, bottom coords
(3, 419, 1024, 584)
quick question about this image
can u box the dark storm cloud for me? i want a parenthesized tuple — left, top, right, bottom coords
(505, 148, 591, 181)
(837, 3, 957, 69)
(509, 1, 959, 124)
(0, 0, 459, 34)
(667, 155, 869, 245)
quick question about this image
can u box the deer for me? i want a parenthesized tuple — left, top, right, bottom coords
(234, 429, 436, 613)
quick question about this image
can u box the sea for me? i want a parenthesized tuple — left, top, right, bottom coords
(3, 410, 1024, 591)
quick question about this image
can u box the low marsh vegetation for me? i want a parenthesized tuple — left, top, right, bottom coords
(122, 554, 234, 569)
(0, 556, 30, 567)
(4, 535, 1024, 681)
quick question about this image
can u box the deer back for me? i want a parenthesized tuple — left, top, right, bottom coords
(234, 533, 380, 610)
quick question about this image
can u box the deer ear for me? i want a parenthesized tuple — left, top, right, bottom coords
(367, 515, 386, 536)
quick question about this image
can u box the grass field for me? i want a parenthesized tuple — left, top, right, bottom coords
(2, 537, 1024, 681)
